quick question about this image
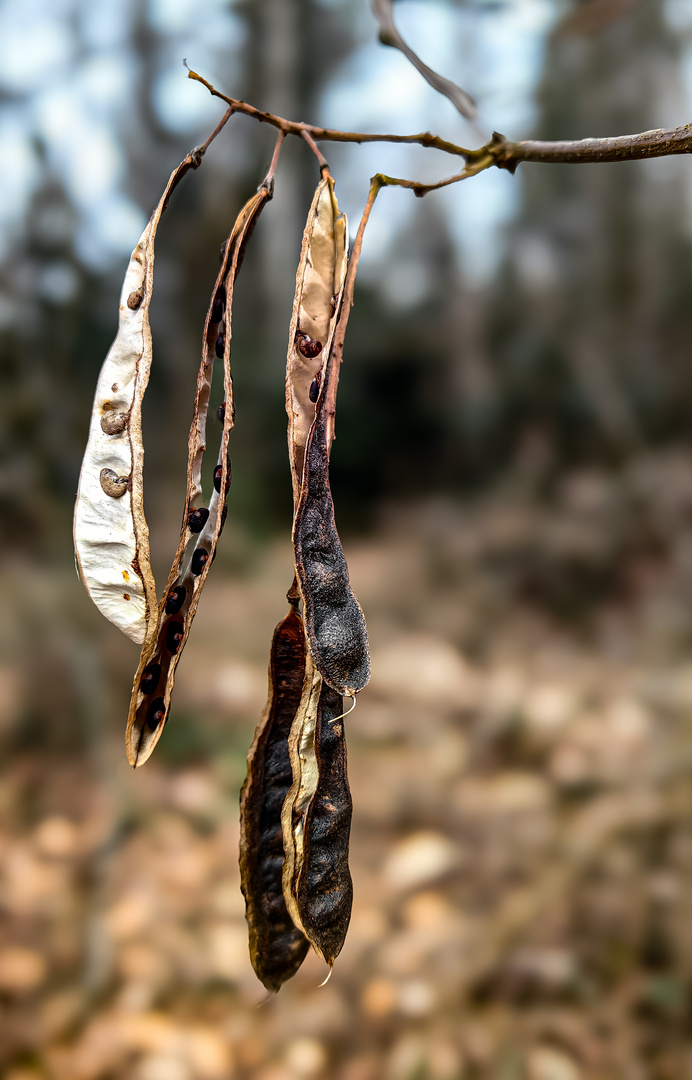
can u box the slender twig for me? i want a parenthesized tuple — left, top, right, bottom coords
(186, 66, 471, 160)
(301, 129, 329, 171)
(186, 68, 692, 201)
(260, 129, 285, 194)
(324, 177, 383, 444)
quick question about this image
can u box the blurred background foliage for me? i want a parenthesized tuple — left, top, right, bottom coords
(5, 0, 692, 1078)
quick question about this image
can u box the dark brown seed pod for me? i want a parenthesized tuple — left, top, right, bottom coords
(239, 608, 310, 992)
(165, 586, 186, 615)
(297, 333, 323, 359)
(293, 682, 352, 966)
(140, 662, 161, 694)
(293, 413, 370, 696)
(282, 662, 353, 968)
(191, 548, 209, 576)
(100, 411, 128, 436)
(215, 333, 225, 359)
(166, 621, 184, 654)
(99, 468, 130, 498)
(187, 507, 209, 534)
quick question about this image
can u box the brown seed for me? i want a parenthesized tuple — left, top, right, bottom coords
(99, 469, 129, 498)
(127, 289, 143, 310)
(297, 334, 323, 359)
(100, 411, 128, 436)
(146, 697, 166, 731)
(188, 507, 209, 534)
(165, 586, 186, 615)
(140, 662, 161, 694)
(166, 621, 184, 655)
(191, 548, 209, 576)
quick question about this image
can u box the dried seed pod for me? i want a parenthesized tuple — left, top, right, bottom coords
(293, 410, 370, 697)
(239, 608, 310, 991)
(281, 653, 353, 968)
(285, 176, 348, 504)
(125, 183, 274, 767)
(74, 152, 197, 644)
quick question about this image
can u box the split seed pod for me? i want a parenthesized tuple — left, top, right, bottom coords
(286, 176, 370, 697)
(73, 154, 198, 643)
(239, 606, 310, 991)
(125, 184, 272, 767)
(281, 651, 353, 968)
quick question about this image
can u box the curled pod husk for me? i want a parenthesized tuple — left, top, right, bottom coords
(125, 186, 272, 767)
(285, 175, 348, 505)
(281, 652, 353, 968)
(73, 154, 198, 644)
(239, 607, 310, 991)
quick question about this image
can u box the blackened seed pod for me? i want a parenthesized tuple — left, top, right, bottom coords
(146, 697, 166, 731)
(140, 662, 162, 695)
(191, 548, 209, 576)
(297, 334, 322, 359)
(215, 334, 226, 359)
(165, 586, 186, 615)
(166, 620, 184, 654)
(188, 507, 209, 534)
(217, 403, 226, 423)
(210, 296, 224, 323)
(309, 377, 320, 404)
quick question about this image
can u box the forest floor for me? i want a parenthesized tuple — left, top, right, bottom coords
(4, 448, 692, 1079)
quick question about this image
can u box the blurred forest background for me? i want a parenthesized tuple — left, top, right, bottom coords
(5, 0, 692, 1077)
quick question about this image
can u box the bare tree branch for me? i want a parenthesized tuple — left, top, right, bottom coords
(371, 0, 477, 121)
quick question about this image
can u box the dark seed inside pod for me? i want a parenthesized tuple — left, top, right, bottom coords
(297, 334, 322, 359)
(99, 468, 129, 498)
(215, 333, 226, 359)
(165, 586, 186, 615)
(140, 662, 161, 694)
(100, 411, 128, 436)
(211, 296, 224, 323)
(166, 621, 184, 654)
(145, 697, 166, 731)
(330, 293, 339, 316)
(191, 548, 209, 576)
(188, 507, 209, 534)
(127, 289, 143, 310)
(309, 377, 320, 404)
(213, 463, 231, 493)
(217, 403, 226, 423)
